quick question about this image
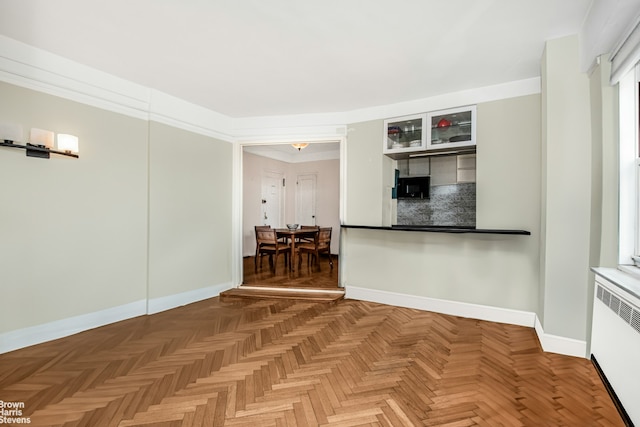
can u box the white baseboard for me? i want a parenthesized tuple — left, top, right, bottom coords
(346, 285, 587, 358)
(147, 282, 233, 314)
(2, 284, 587, 359)
(0, 283, 234, 354)
(346, 286, 536, 327)
(0, 299, 147, 354)
(534, 316, 587, 358)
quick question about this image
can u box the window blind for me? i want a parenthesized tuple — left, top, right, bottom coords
(610, 17, 640, 85)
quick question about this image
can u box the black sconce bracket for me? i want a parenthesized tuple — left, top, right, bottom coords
(0, 140, 79, 159)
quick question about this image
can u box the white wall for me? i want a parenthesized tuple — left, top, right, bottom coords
(242, 151, 340, 256)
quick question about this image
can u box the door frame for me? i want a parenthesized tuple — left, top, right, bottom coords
(232, 137, 346, 288)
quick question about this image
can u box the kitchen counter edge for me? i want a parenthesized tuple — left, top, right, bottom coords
(341, 224, 531, 235)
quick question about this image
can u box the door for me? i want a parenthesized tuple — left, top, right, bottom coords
(261, 172, 284, 227)
(296, 174, 317, 226)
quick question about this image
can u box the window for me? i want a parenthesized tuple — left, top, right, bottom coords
(619, 63, 640, 266)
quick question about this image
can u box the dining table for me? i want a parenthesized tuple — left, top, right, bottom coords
(275, 228, 318, 271)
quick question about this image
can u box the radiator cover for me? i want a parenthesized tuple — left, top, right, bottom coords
(591, 275, 640, 425)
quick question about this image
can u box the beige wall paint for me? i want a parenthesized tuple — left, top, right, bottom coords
(540, 35, 593, 341)
(0, 81, 149, 333)
(344, 120, 385, 225)
(589, 56, 619, 268)
(242, 151, 340, 256)
(0, 82, 235, 336)
(342, 94, 541, 312)
(148, 122, 232, 299)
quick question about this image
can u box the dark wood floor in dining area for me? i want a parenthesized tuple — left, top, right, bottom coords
(242, 253, 339, 289)
(0, 295, 624, 426)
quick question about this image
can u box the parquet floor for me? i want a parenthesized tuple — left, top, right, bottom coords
(0, 297, 624, 426)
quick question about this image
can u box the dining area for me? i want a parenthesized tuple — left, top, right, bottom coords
(254, 224, 334, 273)
(224, 223, 340, 302)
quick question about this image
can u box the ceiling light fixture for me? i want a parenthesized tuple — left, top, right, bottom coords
(291, 143, 309, 151)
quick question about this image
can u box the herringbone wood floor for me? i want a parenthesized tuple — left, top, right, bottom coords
(0, 297, 624, 426)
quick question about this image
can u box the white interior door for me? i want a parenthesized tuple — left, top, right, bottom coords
(296, 174, 317, 225)
(261, 172, 284, 227)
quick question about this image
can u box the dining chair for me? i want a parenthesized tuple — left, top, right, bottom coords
(255, 227, 290, 272)
(297, 227, 332, 269)
(298, 225, 319, 243)
(254, 225, 271, 257)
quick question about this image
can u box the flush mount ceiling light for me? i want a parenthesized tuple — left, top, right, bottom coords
(291, 143, 309, 151)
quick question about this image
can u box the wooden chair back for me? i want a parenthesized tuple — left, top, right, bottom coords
(256, 228, 278, 246)
(318, 227, 332, 248)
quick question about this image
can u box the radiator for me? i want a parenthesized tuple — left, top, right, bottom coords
(591, 274, 640, 425)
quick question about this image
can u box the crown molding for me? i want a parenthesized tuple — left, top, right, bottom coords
(148, 90, 235, 142)
(0, 35, 151, 120)
(341, 77, 541, 124)
(0, 34, 540, 143)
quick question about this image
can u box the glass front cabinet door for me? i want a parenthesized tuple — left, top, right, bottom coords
(383, 113, 426, 156)
(426, 105, 476, 151)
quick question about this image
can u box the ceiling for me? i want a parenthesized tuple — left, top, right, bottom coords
(244, 141, 340, 163)
(0, 0, 595, 119)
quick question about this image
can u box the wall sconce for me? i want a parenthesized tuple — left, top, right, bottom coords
(291, 143, 309, 151)
(57, 134, 79, 154)
(0, 123, 79, 159)
(0, 122, 23, 143)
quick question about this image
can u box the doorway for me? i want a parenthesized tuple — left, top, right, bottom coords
(240, 141, 342, 289)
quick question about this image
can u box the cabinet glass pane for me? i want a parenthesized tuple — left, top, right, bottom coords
(430, 110, 472, 146)
(386, 117, 423, 150)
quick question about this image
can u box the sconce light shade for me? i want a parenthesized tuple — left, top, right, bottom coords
(292, 143, 309, 151)
(57, 134, 79, 153)
(0, 122, 23, 142)
(30, 128, 55, 148)
(0, 126, 79, 159)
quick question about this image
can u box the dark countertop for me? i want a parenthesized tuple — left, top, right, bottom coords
(341, 224, 531, 235)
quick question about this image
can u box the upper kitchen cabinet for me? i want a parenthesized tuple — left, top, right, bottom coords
(383, 113, 426, 158)
(426, 105, 476, 151)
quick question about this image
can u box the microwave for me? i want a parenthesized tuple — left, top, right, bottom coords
(397, 176, 430, 199)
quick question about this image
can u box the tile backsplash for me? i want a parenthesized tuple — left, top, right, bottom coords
(396, 183, 476, 227)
